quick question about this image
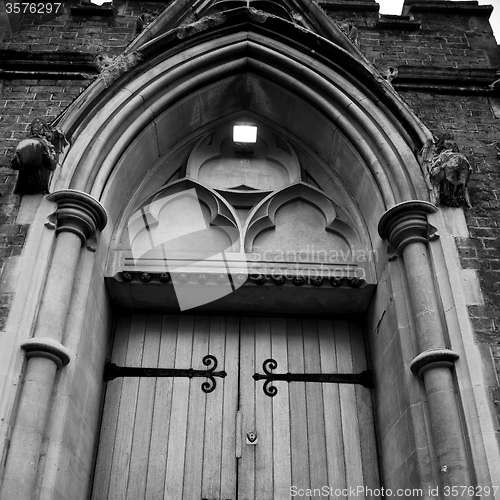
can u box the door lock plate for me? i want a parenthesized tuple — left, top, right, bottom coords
(246, 431, 258, 444)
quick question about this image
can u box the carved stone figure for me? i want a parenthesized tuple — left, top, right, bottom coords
(136, 11, 156, 33)
(11, 118, 60, 194)
(339, 21, 359, 47)
(430, 133, 472, 207)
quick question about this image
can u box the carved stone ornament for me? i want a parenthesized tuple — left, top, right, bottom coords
(160, 272, 171, 283)
(272, 275, 285, 286)
(11, 118, 67, 194)
(136, 11, 156, 33)
(176, 14, 226, 40)
(338, 21, 359, 47)
(94, 51, 143, 88)
(122, 272, 133, 282)
(293, 276, 305, 286)
(429, 134, 472, 207)
(141, 272, 152, 283)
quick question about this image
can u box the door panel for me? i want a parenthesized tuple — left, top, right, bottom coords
(92, 314, 239, 500)
(92, 314, 380, 500)
(238, 317, 379, 500)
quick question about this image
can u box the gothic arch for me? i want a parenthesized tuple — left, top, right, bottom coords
(50, 8, 433, 239)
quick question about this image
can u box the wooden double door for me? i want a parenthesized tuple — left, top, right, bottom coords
(92, 314, 380, 500)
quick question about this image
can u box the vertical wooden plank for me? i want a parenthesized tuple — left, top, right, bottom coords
(91, 314, 130, 500)
(201, 317, 231, 498)
(271, 317, 292, 499)
(318, 319, 346, 500)
(145, 315, 178, 500)
(336, 320, 364, 498)
(183, 315, 210, 498)
(238, 316, 256, 499)
(303, 319, 328, 492)
(201, 316, 225, 497)
(126, 315, 162, 499)
(163, 315, 195, 499)
(108, 314, 147, 500)
(287, 317, 310, 499)
(220, 316, 239, 498)
(350, 321, 381, 498)
(255, 317, 274, 499)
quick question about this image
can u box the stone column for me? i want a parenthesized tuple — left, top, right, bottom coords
(0, 190, 107, 500)
(379, 200, 472, 498)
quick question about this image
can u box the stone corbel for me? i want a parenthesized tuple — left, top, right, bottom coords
(11, 118, 67, 194)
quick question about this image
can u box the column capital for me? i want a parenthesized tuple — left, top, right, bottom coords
(378, 200, 437, 254)
(410, 348, 459, 378)
(46, 189, 107, 246)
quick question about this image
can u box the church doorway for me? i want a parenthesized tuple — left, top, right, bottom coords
(91, 313, 380, 500)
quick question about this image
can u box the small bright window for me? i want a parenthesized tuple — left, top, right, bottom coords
(233, 123, 257, 143)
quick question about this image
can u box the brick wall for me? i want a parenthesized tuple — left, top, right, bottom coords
(1, 2, 164, 54)
(0, 1, 165, 330)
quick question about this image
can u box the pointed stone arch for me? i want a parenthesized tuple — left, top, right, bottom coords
(50, 8, 434, 233)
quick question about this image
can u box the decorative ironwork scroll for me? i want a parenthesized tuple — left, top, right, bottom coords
(104, 354, 226, 394)
(253, 358, 372, 397)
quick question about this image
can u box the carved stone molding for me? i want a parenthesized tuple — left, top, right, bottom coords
(378, 200, 438, 254)
(46, 189, 108, 246)
(410, 348, 460, 378)
(21, 337, 71, 369)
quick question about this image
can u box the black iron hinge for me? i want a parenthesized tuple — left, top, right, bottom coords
(104, 355, 226, 394)
(253, 358, 372, 397)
